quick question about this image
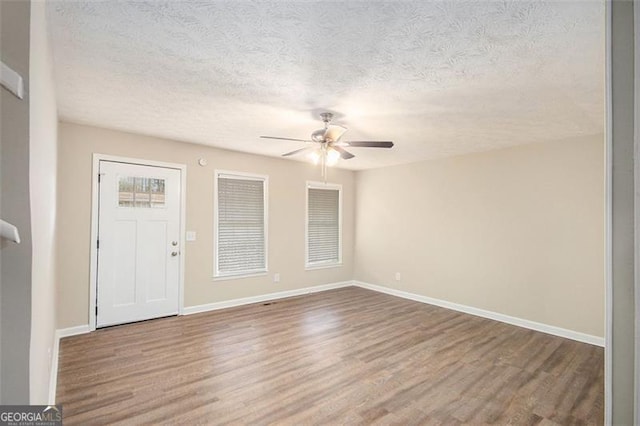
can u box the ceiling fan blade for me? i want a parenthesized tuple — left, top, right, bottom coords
(323, 125, 347, 143)
(332, 146, 355, 160)
(341, 141, 394, 148)
(282, 146, 314, 157)
(260, 136, 311, 143)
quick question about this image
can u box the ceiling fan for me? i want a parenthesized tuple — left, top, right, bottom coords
(260, 112, 394, 178)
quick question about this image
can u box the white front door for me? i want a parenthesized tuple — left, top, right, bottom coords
(96, 161, 181, 327)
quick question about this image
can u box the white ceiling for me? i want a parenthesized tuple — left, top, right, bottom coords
(47, 1, 604, 170)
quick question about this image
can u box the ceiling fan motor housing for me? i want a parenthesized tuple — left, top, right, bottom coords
(320, 112, 333, 124)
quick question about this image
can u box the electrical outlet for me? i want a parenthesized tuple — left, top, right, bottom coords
(186, 231, 196, 241)
(274, 273, 280, 283)
(395, 272, 401, 281)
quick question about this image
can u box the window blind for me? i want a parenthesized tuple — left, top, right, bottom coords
(307, 187, 340, 264)
(217, 176, 266, 275)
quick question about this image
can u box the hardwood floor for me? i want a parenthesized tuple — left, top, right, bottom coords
(56, 287, 603, 425)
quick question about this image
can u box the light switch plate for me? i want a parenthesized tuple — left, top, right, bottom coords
(186, 231, 196, 241)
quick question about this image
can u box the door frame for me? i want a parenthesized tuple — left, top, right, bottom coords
(88, 153, 187, 331)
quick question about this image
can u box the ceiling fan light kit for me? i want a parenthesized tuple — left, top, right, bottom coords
(309, 147, 339, 166)
(260, 112, 394, 180)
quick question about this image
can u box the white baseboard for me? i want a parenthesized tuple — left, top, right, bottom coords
(183, 281, 353, 315)
(352, 281, 605, 347)
(48, 325, 92, 404)
(56, 324, 91, 339)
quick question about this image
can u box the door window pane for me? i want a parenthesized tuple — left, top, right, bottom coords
(119, 177, 165, 208)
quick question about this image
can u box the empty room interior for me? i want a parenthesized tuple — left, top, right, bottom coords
(1, 0, 638, 424)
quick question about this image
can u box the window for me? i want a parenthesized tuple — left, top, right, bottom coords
(306, 182, 342, 268)
(214, 171, 268, 278)
(118, 176, 165, 208)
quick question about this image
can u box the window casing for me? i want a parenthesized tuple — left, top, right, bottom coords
(214, 171, 268, 279)
(306, 182, 342, 269)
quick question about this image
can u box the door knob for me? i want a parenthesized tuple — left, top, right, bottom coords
(171, 251, 178, 257)
(172, 241, 178, 246)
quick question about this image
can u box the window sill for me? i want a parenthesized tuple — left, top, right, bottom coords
(213, 271, 268, 282)
(305, 262, 342, 271)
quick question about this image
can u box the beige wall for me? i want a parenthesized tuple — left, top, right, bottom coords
(354, 134, 605, 338)
(57, 122, 355, 329)
(57, 121, 605, 341)
(29, 0, 58, 404)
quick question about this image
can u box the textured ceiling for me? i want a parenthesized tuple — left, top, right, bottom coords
(47, 1, 604, 170)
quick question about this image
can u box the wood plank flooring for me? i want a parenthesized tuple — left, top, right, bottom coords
(56, 287, 603, 425)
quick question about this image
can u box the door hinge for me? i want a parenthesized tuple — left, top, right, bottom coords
(95, 306, 98, 316)
(97, 239, 100, 249)
(98, 173, 102, 183)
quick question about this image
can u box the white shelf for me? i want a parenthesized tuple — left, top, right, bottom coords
(1, 61, 24, 99)
(0, 219, 21, 243)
